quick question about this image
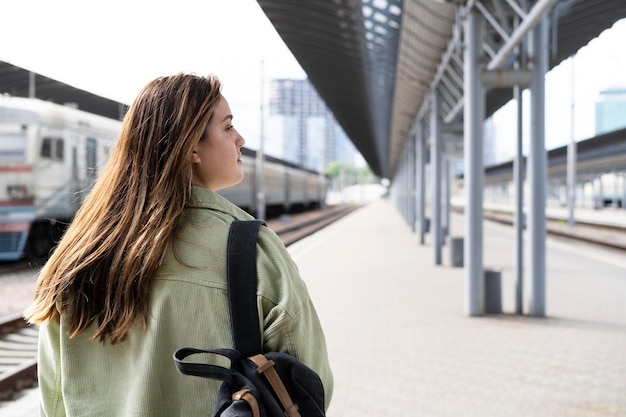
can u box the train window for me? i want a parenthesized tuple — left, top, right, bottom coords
(41, 138, 52, 158)
(41, 137, 64, 161)
(0, 133, 27, 161)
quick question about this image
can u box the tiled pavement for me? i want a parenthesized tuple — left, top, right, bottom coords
(289, 199, 626, 417)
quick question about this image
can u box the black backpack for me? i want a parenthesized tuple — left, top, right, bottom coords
(174, 220, 326, 417)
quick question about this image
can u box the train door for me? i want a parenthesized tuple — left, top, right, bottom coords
(0, 124, 34, 260)
(35, 130, 70, 218)
(25, 128, 70, 260)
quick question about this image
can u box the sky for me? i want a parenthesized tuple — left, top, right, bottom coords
(1, 1, 625, 165)
(0, 0, 305, 151)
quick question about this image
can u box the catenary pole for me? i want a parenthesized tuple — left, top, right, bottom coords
(256, 60, 266, 220)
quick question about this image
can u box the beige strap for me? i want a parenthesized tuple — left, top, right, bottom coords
(232, 388, 261, 417)
(249, 354, 302, 417)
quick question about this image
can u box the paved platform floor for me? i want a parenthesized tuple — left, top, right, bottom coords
(289, 198, 626, 417)
(3, 198, 626, 416)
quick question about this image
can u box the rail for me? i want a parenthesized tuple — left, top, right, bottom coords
(0, 313, 37, 400)
(478, 207, 626, 251)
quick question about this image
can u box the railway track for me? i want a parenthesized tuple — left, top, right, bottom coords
(0, 313, 38, 401)
(0, 204, 360, 403)
(480, 208, 626, 252)
(267, 204, 360, 246)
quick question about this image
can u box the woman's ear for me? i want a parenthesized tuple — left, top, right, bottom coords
(189, 150, 200, 164)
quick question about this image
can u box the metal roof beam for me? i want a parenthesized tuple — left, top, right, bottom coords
(481, 68, 532, 87)
(415, 12, 463, 124)
(257, 0, 626, 180)
(476, 1, 511, 42)
(435, 0, 558, 123)
(486, 0, 560, 70)
(503, 0, 529, 19)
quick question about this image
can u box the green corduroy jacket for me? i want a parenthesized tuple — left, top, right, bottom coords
(38, 186, 333, 416)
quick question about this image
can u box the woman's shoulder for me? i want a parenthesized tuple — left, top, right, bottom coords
(189, 186, 255, 220)
(255, 224, 310, 305)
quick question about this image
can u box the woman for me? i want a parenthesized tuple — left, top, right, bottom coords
(26, 73, 333, 416)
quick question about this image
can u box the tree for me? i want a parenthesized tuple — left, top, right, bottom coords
(324, 162, 378, 185)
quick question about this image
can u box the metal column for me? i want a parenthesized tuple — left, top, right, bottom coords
(443, 158, 450, 239)
(513, 84, 524, 315)
(612, 169, 619, 209)
(431, 88, 443, 265)
(464, 9, 485, 316)
(408, 136, 416, 230)
(416, 124, 427, 245)
(622, 173, 626, 210)
(398, 151, 405, 219)
(528, 16, 548, 317)
(513, 45, 525, 315)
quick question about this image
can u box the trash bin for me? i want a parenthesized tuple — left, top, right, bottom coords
(484, 269, 502, 314)
(449, 237, 463, 267)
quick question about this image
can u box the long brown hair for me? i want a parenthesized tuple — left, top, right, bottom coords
(25, 73, 223, 344)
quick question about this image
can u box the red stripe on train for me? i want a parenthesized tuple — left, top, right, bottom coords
(0, 165, 33, 173)
(0, 199, 35, 206)
(0, 222, 31, 233)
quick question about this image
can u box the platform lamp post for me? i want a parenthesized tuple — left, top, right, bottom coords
(256, 60, 266, 220)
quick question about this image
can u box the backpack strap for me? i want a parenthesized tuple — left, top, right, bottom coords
(249, 354, 302, 417)
(227, 220, 266, 358)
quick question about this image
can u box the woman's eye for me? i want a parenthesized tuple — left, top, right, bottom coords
(226, 125, 234, 131)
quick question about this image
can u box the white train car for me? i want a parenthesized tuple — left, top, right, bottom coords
(0, 96, 327, 262)
(219, 148, 327, 217)
(0, 95, 120, 261)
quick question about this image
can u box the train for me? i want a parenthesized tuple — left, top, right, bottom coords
(481, 127, 626, 210)
(0, 95, 327, 262)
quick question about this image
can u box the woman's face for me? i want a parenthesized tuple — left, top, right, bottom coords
(191, 96, 245, 191)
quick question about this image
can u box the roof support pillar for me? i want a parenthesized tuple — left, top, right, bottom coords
(394, 152, 406, 219)
(463, 8, 485, 316)
(513, 48, 525, 316)
(622, 172, 626, 211)
(408, 134, 416, 232)
(443, 157, 451, 241)
(400, 142, 410, 222)
(528, 15, 548, 317)
(416, 124, 427, 245)
(431, 88, 443, 265)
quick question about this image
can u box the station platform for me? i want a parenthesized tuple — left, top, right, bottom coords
(288, 198, 626, 417)
(3, 198, 626, 416)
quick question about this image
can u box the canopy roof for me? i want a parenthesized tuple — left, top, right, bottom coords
(0, 61, 127, 120)
(257, 0, 626, 178)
